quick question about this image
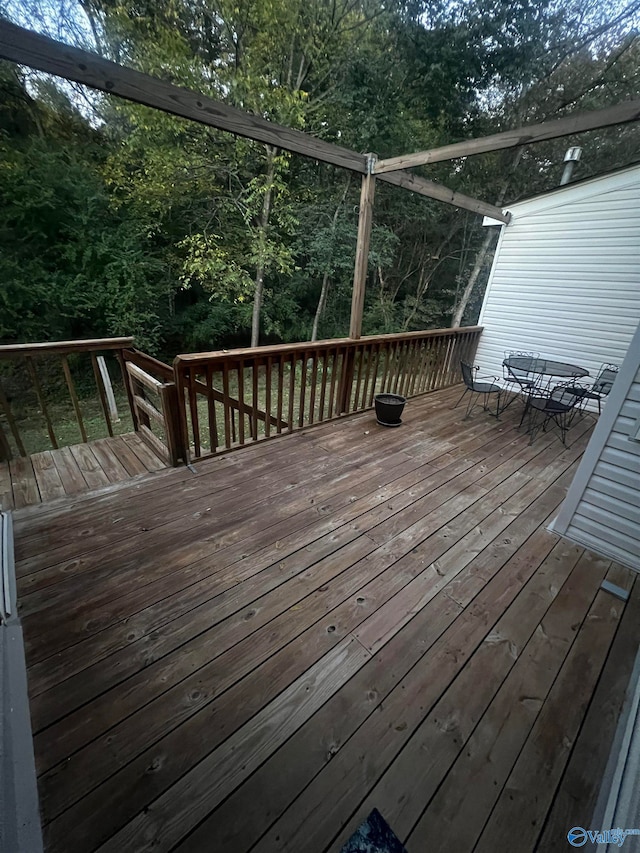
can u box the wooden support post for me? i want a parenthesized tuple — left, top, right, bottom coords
(349, 164, 376, 340)
(160, 383, 187, 466)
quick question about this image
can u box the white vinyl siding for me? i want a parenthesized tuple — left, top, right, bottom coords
(475, 166, 640, 396)
(553, 321, 640, 572)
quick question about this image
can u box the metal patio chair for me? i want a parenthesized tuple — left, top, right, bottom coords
(565, 362, 618, 416)
(499, 350, 541, 413)
(522, 381, 587, 446)
(454, 361, 503, 420)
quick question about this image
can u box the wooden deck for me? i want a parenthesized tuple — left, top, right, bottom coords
(0, 433, 167, 510)
(11, 385, 639, 853)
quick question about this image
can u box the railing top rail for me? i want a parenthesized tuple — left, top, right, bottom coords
(174, 326, 483, 368)
(0, 337, 135, 357)
(123, 348, 174, 382)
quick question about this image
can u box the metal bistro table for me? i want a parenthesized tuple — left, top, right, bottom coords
(504, 356, 589, 383)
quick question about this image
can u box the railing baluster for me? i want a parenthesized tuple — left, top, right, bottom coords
(426, 337, 438, 391)
(277, 354, 284, 434)
(61, 355, 88, 443)
(0, 383, 26, 457)
(0, 420, 11, 462)
(205, 364, 218, 452)
(368, 343, 381, 406)
(251, 363, 259, 440)
(361, 343, 372, 408)
(380, 342, 391, 394)
(354, 346, 364, 410)
(26, 354, 58, 447)
(90, 353, 113, 439)
(188, 366, 201, 457)
(400, 341, 414, 397)
(392, 341, 403, 394)
(265, 357, 272, 439)
(318, 351, 328, 422)
(440, 336, 452, 388)
(237, 361, 245, 444)
(405, 340, 415, 396)
(445, 335, 457, 384)
(299, 350, 308, 428)
(339, 346, 357, 414)
(221, 362, 232, 449)
(308, 353, 318, 424)
(287, 355, 296, 430)
(328, 347, 339, 418)
(409, 341, 427, 397)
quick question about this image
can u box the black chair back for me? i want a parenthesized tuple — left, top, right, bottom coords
(593, 364, 618, 396)
(460, 362, 475, 389)
(503, 351, 540, 382)
(549, 382, 586, 410)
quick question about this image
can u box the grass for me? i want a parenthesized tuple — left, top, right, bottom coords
(3, 389, 135, 457)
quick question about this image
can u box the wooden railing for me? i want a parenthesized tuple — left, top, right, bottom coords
(174, 326, 482, 462)
(122, 350, 185, 467)
(1, 327, 482, 467)
(0, 338, 187, 466)
(0, 337, 135, 461)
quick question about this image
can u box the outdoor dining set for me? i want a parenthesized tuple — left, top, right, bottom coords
(456, 352, 619, 445)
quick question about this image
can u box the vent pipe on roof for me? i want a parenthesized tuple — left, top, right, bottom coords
(560, 146, 582, 185)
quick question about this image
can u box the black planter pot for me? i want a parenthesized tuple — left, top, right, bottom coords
(374, 393, 406, 427)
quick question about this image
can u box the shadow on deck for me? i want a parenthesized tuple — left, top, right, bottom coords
(10, 385, 639, 853)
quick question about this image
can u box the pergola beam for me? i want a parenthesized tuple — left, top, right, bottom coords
(374, 99, 640, 173)
(0, 20, 509, 223)
(0, 20, 367, 173)
(379, 170, 510, 222)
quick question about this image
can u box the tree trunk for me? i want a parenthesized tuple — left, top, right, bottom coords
(450, 228, 496, 327)
(251, 148, 276, 348)
(451, 148, 523, 327)
(311, 270, 330, 343)
(310, 177, 351, 342)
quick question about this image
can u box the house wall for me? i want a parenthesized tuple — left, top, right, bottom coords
(552, 320, 640, 572)
(474, 165, 640, 398)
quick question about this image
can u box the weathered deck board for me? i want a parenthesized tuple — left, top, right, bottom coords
(537, 566, 640, 850)
(10, 386, 638, 853)
(0, 433, 167, 510)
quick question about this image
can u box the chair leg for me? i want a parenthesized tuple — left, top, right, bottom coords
(464, 390, 477, 420)
(454, 387, 468, 410)
(519, 396, 532, 428)
(497, 390, 516, 415)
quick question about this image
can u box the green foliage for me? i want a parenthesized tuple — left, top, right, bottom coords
(2, 0, 639, 355)
(0, 125, 168, 350)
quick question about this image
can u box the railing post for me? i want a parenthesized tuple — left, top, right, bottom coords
(160, 383, 187, 466)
